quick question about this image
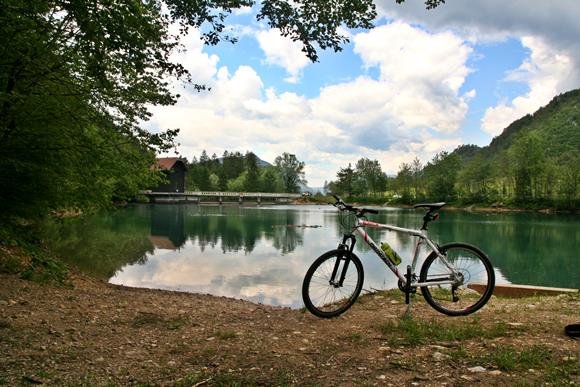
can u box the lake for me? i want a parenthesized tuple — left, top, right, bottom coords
(42, 204, 579, 308)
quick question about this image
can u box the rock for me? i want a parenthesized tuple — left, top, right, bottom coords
(467, 366, 486, 373)
(489, 370, 502, 376)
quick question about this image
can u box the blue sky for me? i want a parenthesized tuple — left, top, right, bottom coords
(150, 0, 580, 187)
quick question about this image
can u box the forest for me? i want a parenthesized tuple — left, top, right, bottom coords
(327, 90, 580, 210)
(185, 150, 306, 193)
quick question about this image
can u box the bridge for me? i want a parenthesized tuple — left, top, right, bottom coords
(141, 190, 302, 204)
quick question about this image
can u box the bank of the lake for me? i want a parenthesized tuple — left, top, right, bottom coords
(302, 197, 577, 214)
(0, 269, 578, 386)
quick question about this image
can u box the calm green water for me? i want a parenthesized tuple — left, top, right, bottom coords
(42, 204, 579, 308)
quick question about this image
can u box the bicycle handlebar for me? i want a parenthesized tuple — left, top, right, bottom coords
(331, 194, 379, 215)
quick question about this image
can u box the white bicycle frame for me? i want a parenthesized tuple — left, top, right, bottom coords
(354, 218, 458, 288)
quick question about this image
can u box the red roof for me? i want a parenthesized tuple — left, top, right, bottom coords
(154, 157, 185, 171)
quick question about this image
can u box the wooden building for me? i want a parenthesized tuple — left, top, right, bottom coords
(152, 157, 187, 193)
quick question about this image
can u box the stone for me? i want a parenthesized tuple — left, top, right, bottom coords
(468, 366, 486, 373)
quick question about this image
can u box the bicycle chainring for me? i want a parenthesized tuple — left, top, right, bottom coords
(398, 278, 417, 294)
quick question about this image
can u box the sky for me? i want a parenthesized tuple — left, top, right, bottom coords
(149, 0, 580, 187)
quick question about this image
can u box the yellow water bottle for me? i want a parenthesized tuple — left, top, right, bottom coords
(380, 241, 402, 266)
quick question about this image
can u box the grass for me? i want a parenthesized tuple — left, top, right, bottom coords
(447, 345, 580, 385)
(344, 332, 364, 343)
(378, 317, 509, 346)
(131, 312, 187, 331)
(490, 346, 550, 371)
(0, 225, 69, 286)
(482, 345, 578, 385)
(214, 330, 237, 340)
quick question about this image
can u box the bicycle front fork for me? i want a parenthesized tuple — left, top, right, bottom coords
(330, 234, 356, 287)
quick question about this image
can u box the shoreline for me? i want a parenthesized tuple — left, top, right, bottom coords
(1, 270, 578, 385)
(296, 199, 577, 215)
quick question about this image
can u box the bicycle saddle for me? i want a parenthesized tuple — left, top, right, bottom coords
(413, 202, 446, 211)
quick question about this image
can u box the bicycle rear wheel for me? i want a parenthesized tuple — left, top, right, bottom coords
(420, 243, 494, 316)
(302, 250, 364, 318)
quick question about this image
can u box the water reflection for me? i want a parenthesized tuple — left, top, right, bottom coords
(43, 204, 579, 308)
(111, 205, 310, 307)
(150, 205, 186, 250)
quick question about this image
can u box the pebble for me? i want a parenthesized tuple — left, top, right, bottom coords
(489, 370, 502, 376)
(432, 352, 447, 361)
(468, 366, 486, 373)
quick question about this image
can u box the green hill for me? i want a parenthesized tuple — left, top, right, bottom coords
(440, 89, 579, 208)
(482, 89, 580, 163)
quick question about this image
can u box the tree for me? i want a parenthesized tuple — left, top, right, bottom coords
(355, 158, 386, 195)
(334, 164, 357, 197)
(395, 163, 413, 203)
(423, 152, 461, 201)
(244, 152, 260, 192)
(274, 153, 306, 193)
(411, 157, 423, 200)
(510, 132, 545, 203)
(261, 167, 282, 193)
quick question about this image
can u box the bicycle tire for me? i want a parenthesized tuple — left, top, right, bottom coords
(302, 249, 364, 318)
(420, 243, 494, 316)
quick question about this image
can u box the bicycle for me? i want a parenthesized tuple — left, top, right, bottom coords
(302, 195, 495, 318)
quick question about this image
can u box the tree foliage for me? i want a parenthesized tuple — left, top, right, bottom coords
(186, 150, 302, 193)
(274, 153, 307, 193)
(0, 0, 380, 221)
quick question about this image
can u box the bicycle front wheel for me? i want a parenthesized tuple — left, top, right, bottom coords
(420, 243, 494, 316)
(302, 250, 364, 318)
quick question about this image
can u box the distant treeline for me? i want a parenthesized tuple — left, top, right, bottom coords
(327, 135, 578, 209)
(185, 150, 306, 194)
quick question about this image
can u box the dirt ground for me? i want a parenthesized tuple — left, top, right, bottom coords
(0, 272, 578, 386)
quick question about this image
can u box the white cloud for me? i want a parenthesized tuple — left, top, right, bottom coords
(149, 23, 474, 186)
(481, 37, 574, 136)
(255, 28, 311, 83)
(376, 0, 580, 138)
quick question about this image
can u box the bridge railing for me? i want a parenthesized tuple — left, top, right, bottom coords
(184, 191, 301, 198)
(141, 190, 301, 198)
